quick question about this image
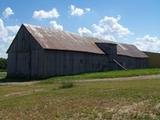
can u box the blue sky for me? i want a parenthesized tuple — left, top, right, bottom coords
(0, 0, 160, 57)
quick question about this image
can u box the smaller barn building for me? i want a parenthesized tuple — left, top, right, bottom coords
(144, 52, 160, 68)
(7, 24, 148, 79)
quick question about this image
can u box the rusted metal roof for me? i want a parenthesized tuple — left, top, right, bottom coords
(117, 43, 148, 58)
(24, 24, 148, 58)
(24, 24, 104, 54)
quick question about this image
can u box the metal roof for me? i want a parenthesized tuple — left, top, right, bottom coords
(24, 24, 148, 58)
(24, 24, 104, 54)
(117, 43, 148, 58)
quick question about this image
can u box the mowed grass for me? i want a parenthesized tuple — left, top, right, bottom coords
(0, 69, 160, 119)
(42, 68, 160, 83)
(0, 79, 160, 119)
(1, 68, 160, 83)
(0, 72, 6, 79)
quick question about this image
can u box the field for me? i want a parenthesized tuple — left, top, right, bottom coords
(42, 68, 160, 83)
(0, 69, 160, 120)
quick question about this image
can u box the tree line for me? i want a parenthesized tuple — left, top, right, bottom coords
(0, 58, 7, 70)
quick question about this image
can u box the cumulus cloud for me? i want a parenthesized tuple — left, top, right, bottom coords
(50, 21, 63, 31)
(78, 27, 92, 36)
(0, 18, 19, 57)
(70, 5, 91, 16)
(134, 35, 160, 53)
(33, 8, 59, 20)
(6, 25, 20, 34)
(2, 7, 14, 18)
(78, 16, 131, 41)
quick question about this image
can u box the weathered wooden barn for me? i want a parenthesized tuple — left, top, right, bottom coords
(144, 51, 160, 68)
(7, 24, 148, 79)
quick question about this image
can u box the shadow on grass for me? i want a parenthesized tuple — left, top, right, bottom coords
(0, 76, 47, 83)
(0, 74, 72, 83)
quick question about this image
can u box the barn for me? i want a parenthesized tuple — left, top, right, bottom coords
(7, 24, 148, 79)
(144, 51, 160, 68)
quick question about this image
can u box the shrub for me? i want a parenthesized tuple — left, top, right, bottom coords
(0, 58, 7, 70)
(59, 81, 74, 89)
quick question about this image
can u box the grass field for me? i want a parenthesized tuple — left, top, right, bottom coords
(0, 72, 6, 79)
(42, 68, 160, 83)
(0, 69, 160, 120)
(1, 68, 160, 83)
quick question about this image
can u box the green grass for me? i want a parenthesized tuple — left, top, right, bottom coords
(0, 72, 6, 79)
(0, 69, 160, 119)
(0, 78, 160, 119)
(41, 68, 160, 84)
(1, 68, 160, 83)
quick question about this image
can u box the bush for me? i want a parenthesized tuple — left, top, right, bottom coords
(0, 58, 7, 70)
(59, 81, 74, 89)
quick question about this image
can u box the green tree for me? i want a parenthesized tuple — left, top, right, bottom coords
(0, 58, 7, 70)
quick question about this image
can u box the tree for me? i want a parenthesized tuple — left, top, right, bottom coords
(0, 58, 7, 70)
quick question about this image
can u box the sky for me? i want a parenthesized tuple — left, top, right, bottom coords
(0, 0, 160, 58)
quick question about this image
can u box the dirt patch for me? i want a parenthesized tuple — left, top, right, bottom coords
(0, 81, 40, 86)
(111, 100, 159, 120)
(4, 89, 46, 97)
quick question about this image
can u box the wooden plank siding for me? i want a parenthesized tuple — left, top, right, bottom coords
(116, 55, 148, 69)
(7, 25, 43, 78)
(40, 50, 108, 79)
(144, 52, 160, 68)
(7, 24, 149, 79)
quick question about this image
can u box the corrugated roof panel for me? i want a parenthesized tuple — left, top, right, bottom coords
(24, 24, 148, 58)
(117, 43, 148, 58)
(24, 24, 104, 54)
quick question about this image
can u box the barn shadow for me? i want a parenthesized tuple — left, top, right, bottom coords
(0, 76, 45, 83)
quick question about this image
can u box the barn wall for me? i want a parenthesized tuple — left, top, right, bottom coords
(7, 25, 43, 78)
(144, 52, 160, 68)
(7, 25, 41, 53)
(31, 49, 45, 78)
(116, 55, 148, 69)
(96, 43, 117, 55)
(7, 25, 149, 79)
(39, 50, 109, 78)
(7, 53, 17, 77)
(7, 52, 31, 78)
(96, 43, 118, 70)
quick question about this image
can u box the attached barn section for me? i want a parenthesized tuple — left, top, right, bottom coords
(7, 24, 148, 79)
(144, 52, 160, 68)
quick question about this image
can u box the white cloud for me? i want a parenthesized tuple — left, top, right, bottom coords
(134, 35, 160, 53)
(78, 27, 92, 36)
(0, 18, 19, 57)
(33, 8, 59, 20)
(0, 19, 8, 39)
(6, 25, 20, 34)
(70, 5, 91, 16)
(50, 21, 63, 31)
(78, 16, 131, 41)
(85, 8, 91, 12)
(2, 7, 14, 18)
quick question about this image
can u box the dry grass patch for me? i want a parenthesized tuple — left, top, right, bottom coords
(0, 78, 160, 119)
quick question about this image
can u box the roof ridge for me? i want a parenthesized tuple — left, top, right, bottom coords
(23, 24, 117, 44)
(22, 24, 148, 58)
